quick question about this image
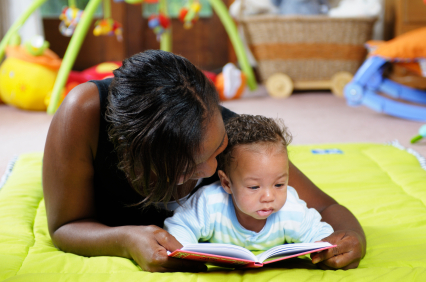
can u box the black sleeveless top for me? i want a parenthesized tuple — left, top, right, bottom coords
(91, 79, 237, 227)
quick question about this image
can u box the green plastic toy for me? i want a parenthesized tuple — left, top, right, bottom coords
(411, 125, 426, 144)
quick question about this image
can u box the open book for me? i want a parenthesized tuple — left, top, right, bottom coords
(168, 242, 335, 268)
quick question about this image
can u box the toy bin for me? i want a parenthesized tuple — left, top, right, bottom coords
(238, 15, 377, 98)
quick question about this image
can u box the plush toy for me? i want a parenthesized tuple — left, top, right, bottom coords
(214, 63, 246, 101)
(59, 6, 84, 37)
(229, 0, 277, 18)
(328, 0, 381, 17)
(271, 0, 329, 15)
(178, 0, 202, 29)
(93, 18, 123, 41)
(0, 36, 62, 111)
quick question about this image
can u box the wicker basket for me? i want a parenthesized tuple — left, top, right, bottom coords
(239, 15, 377, 82)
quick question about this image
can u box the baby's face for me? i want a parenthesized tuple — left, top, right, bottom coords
(220, 142, 289, 232)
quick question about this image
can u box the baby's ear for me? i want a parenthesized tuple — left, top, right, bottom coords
(218, 170, 232, 194)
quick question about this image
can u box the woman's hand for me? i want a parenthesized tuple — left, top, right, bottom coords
(310, 230, 366, 270)
(124, 225, 207, 272)
(288, 162, 367, 270)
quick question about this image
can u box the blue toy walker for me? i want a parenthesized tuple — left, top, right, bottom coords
(344, 56, 426, 122)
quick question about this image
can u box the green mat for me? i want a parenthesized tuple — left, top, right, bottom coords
(1, 143, 426, 281)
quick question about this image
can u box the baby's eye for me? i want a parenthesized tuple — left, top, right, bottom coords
(248, 186, 260, 190)
(275, 184, 285, 188)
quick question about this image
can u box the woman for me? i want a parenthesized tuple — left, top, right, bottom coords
(43, 50, 365, 272)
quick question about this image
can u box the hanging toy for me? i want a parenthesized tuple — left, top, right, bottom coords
(122, 0, 158, 3)
(59, 5, 84, 37)
(93, 19, 123, 41)
(178, 0, 201, 29)
(148, 13, 170, 41)
(93, 0, 123, 41)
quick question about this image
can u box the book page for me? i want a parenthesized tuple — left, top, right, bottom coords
(181, 243, 257, 261)
(256, 242, 333, 263)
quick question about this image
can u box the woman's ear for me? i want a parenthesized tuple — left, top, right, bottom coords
(218, 170, 232, 194)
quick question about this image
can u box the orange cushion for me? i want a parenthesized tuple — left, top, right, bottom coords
(369, 27, 426, 61)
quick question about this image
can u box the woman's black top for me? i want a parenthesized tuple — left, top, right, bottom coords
(91, 79, 237, 227)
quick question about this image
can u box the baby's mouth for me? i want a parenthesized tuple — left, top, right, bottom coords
(257, 209, 273, 217)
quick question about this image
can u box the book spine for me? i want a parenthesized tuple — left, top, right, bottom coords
(240, 262, 264, 269)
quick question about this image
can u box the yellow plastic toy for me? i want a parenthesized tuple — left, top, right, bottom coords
(0, 35, 62, 111)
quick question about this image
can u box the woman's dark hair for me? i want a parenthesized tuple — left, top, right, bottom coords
(106, 50, 220, 206)
(217, 114, 292, 175)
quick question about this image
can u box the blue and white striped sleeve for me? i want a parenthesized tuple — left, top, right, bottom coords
(163, 187, 212, 246)
(288, 187, 334, 243)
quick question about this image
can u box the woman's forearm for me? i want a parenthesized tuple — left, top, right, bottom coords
(51, 220, 132, 259)
(288, 161, 366, 258)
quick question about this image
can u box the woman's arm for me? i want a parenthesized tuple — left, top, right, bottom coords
(288, 161, 366, 269)
(42, 83, 205, 272)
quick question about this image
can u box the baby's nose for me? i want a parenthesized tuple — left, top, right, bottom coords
(261, 188, 274, 202)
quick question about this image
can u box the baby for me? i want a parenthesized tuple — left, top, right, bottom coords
(164, 114, 333, 251)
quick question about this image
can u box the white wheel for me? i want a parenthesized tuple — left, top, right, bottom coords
(331, 71, 353, 98)
(265, 73, 293, 98)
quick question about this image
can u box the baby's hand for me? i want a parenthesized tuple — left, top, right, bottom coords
(310, 230, 365, 270)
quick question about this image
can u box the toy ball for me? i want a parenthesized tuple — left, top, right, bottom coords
(0, 39, 62, 111)
(215, 63, 246, 101)
(148, 15, 160, 29)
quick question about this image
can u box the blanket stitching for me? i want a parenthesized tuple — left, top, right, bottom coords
(386, 140, 426, 171)
(0, 155, 18, 191)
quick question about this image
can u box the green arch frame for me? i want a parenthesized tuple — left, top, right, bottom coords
(0, 0, 257, 114)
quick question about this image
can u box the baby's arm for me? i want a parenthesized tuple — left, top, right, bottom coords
(164, 188, 211, 247)
(287, 187, 334, 243)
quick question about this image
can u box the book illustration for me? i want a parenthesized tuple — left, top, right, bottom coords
(168, 242, 336, 268)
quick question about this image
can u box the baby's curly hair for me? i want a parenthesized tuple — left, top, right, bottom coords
(217, 114, 292, 175)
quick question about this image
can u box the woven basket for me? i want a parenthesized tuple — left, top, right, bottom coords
(238, 15, 377, 82)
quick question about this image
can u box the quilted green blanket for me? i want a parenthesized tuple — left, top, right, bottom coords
(1, 143, 426, 281)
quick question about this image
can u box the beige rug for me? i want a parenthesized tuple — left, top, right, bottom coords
(1, 87, 425, 175)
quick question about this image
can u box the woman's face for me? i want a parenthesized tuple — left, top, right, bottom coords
(178, 110, 228, 184)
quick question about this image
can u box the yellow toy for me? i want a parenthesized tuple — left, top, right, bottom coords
(0, 35, 63, 111)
